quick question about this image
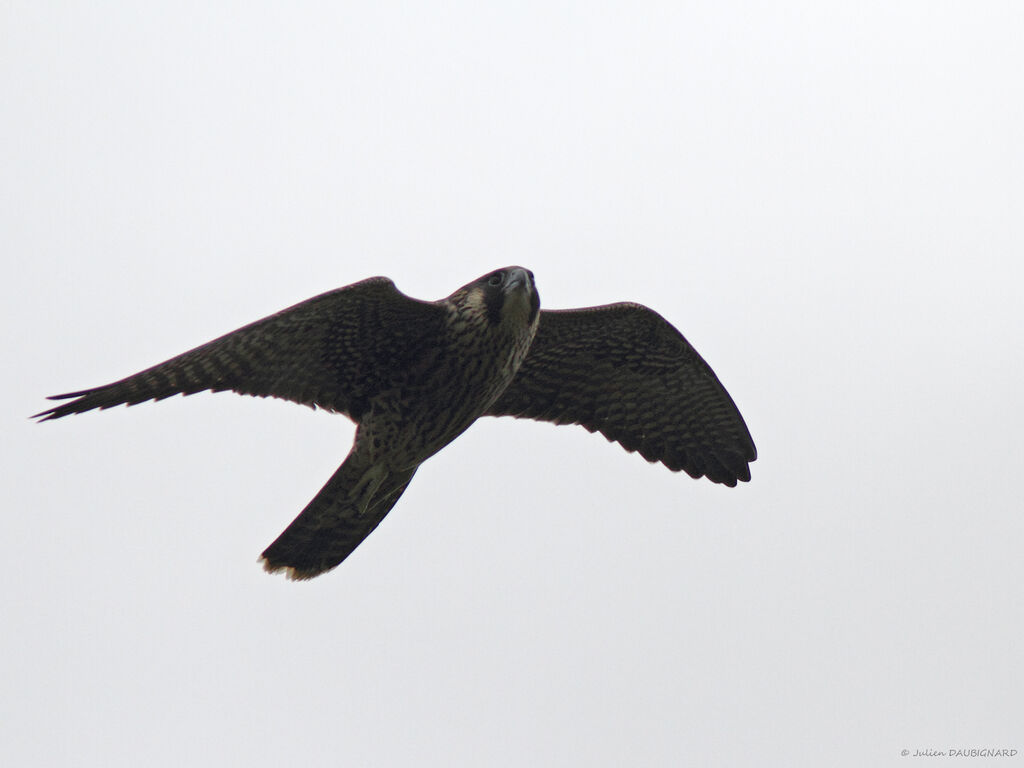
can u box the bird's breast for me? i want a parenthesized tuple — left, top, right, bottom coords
(362, 317, 532, 467)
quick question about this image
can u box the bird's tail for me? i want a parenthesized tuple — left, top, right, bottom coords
(259, 459, 417, 580)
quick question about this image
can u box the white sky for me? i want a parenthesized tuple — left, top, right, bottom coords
(3, 3, 1022, 766)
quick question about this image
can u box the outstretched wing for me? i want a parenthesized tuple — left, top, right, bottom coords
(485, 303, 756, 485)
(35, 278, 446, 422)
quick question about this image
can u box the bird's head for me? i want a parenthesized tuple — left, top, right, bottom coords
(451, 266, 540, 332)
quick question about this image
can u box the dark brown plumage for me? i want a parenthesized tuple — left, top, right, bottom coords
(486, 303, 756, 485)
(35, 267, 756, 579)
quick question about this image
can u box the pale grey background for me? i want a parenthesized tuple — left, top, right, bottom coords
(3, 2, 1021, 766)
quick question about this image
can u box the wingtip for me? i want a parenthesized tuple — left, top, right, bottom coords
(47, 390, 90, 401)
(716, 456, 753, 487)
(31, 390, 99, 421)
(31, 406, 62, 422)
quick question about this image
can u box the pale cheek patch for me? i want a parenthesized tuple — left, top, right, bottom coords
(464, 287, 486, 315)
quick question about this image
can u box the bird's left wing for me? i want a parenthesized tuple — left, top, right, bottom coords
(485, 303, 756, 485)
(35, 277, 445, 422)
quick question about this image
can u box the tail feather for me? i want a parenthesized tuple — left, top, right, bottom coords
(259, 461, 418, 580)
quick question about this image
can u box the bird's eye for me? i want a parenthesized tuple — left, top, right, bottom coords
(488, 272, 503, 287)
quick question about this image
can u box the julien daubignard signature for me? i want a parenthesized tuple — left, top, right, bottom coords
(902, 748, 1018, 758)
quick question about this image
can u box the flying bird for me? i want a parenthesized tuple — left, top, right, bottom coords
(35, 267, 756, 579)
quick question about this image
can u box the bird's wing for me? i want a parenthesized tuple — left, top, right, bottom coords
(35, 277, 445, 422)
(485, 303, 756, 485)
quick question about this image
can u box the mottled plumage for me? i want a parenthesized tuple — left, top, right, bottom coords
(35, 267, 756, 579)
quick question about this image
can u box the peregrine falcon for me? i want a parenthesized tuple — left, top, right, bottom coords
(35, 267, 756, 580)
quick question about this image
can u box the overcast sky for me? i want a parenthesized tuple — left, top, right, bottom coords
(3, 3, 1021, 766)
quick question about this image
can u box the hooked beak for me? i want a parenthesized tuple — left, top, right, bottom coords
(503, 267, 532, 295)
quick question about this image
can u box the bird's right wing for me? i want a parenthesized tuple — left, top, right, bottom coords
(35, 278, 446, 422)
(485, 304, 756, 485)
